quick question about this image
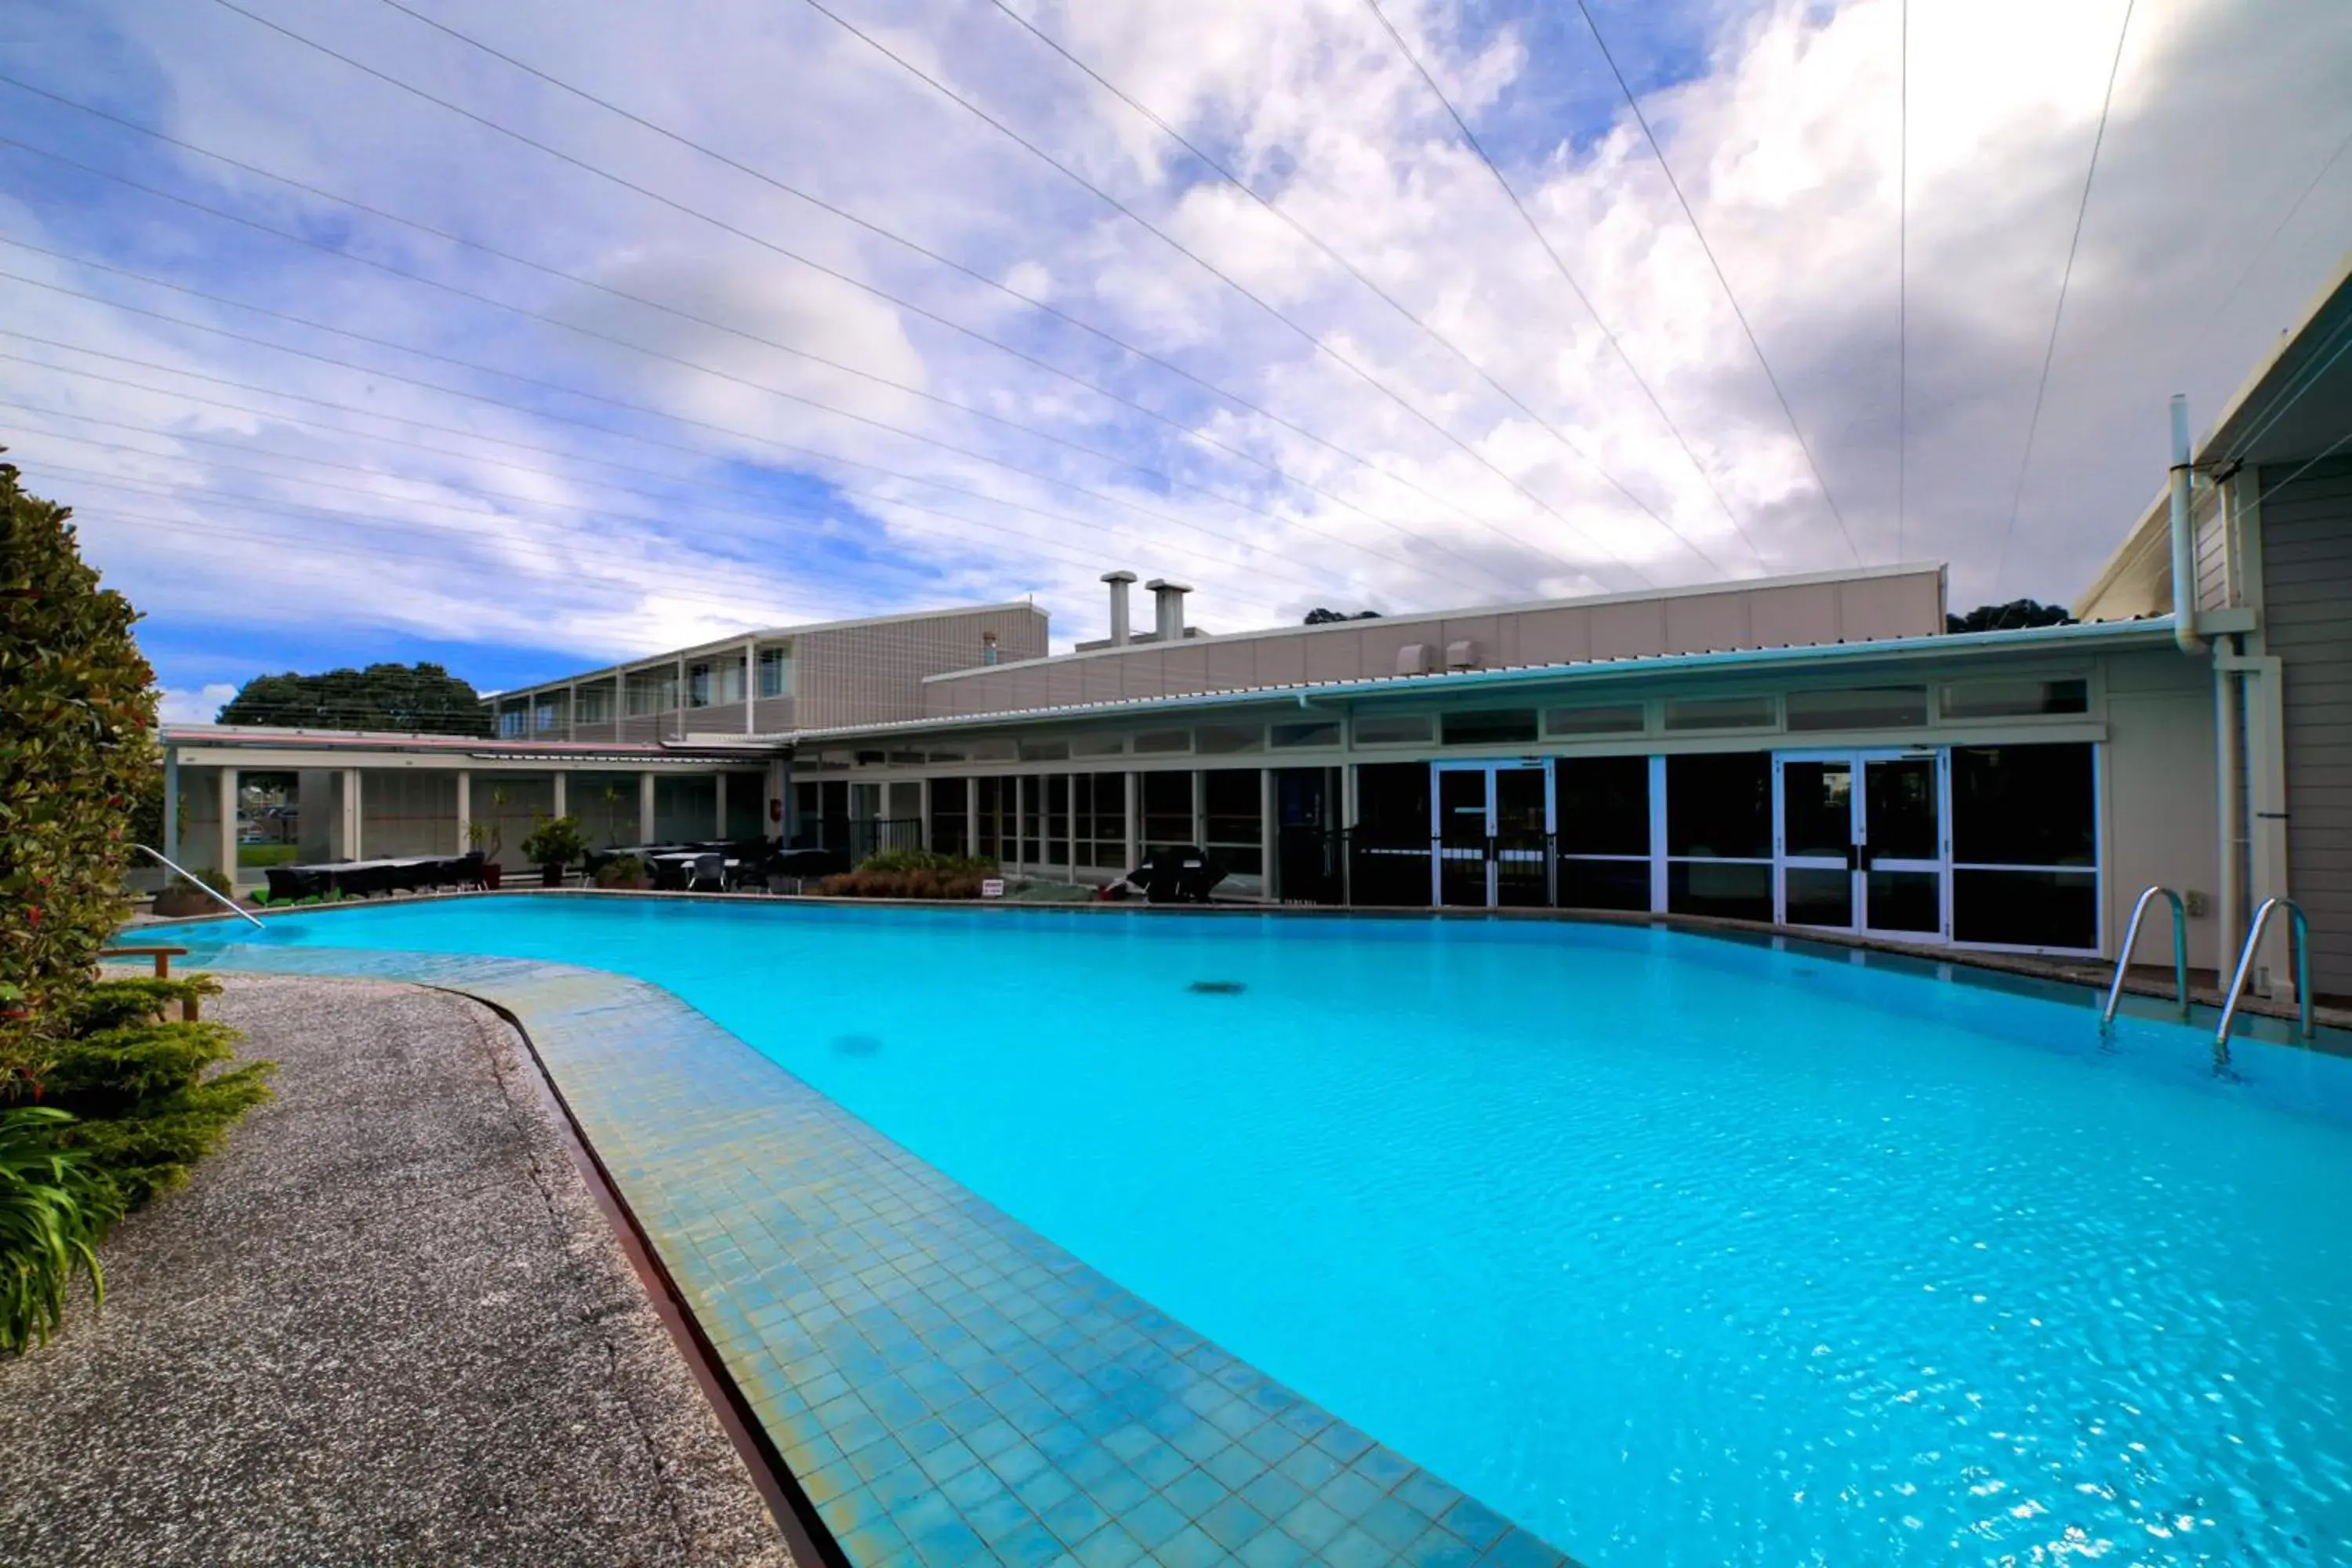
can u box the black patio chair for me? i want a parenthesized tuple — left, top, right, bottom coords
(1127, 846, 1225, 905)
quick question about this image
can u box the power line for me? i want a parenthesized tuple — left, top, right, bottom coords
(0, 84, 1534, 597)
(206, 0, 1626, 593)
(1351, 0, 1771, 573)
(1992, 0, 2138, 593)
(0, 250, 1495, 597)
(739, 0, 1664, 580)
(976, 0, 1764, 575)
(2, 404, 1343, 600)
(2186, 119, 2352, 360)
(1552, 0, 1866, 567)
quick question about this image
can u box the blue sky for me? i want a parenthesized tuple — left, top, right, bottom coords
(2, 0, 2347, 719)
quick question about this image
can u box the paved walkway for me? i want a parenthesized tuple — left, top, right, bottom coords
(0, 975, 791, 1568)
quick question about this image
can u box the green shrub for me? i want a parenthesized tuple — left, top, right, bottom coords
(593, 854, 651, 889)
(855, 848, 994, 877)
(44, 1020, 272, 1208)
(2, 1105, 120, 1356)
(1, 455, 162, 1086)
(520, 811, 589, 868)
(818, 867, 988, 900)
(68, 976, 221, 1034)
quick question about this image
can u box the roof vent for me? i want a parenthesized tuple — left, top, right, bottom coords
(1446, 638, 1481, 671)
(1145, 578, 1192, 643)
(1101, 570, 1137, 647)
(1396, 642, 1432, 677)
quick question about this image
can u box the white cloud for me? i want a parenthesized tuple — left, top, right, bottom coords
(5, 0, 2347, 694)
(156, 681, 240, 724)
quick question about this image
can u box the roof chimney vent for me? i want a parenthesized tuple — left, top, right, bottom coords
(1101, 570, 1137, 647)
(1145, 578, 1192, 644)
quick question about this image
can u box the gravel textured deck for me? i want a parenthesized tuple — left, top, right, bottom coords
(0, 974, 793, 1568)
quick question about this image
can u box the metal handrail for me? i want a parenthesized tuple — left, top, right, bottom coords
(2101, 885, 2189, 1029)
(136, 844, 265, 928)
(2214, 896, 2314, 1069)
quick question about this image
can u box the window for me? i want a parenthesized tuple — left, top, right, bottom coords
(498, 707, 525, 738)
(1271, 720, 1341, 750)
(1663, 695, 1776, 731)
(1664, 753, 1771, 920)
(1134, 728, 1192, 754)
(1196, 724, 1262, 754)
(1354, 713, 1432, 746)
(1350, 762, 1432, 906)
(1019, 738, 1070, 762)
(687, 662, 712, 708)
(1202, 768, 1263, 877)
(1950, 742, 2098, 949)
(1545, 704, 1646, 737)
(929, 777, 968, 855)
(625, 669, 675, 717)
(1940, 677, 2090, 719)
(967, 737, 1018, 763)
(757, 644, 793, 699)
(975, 776, 1011, 860)
(1555, 756, 1652, 913)
(1784, 686, 1928, 731)
(1074, 773, 1127, 868)
(575, 684, 614, 724)
(714, 660, 746, 706)
(1141, 771, 1193, 851)
(1071, 733, 1126, 757)
(1040, 775, 1070, 866)
(1441, 709, 1538, 746)
(531, 694, 565, 734)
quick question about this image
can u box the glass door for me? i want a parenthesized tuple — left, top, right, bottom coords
(1774, 750, 1947, 940)
(1431, 763, 1554, 907)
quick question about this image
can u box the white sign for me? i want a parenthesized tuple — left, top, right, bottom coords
(980, 878, 1006, 899)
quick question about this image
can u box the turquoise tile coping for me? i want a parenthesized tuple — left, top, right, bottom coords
(190, 946, 1579, 1568)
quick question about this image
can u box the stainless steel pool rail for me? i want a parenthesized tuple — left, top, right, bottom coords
(2214, 897, 2314, 1070)
(2102, 885, 2190, 1032)
(136, 844, 265, 928)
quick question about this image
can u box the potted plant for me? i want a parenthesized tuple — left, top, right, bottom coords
(592, 853, 652, 891)
(152, 867, 232, 919)
(520, 812, 589, 889)
(465, 818, 504, 891)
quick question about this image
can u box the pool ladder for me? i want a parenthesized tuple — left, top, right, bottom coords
(2213, 897, 2314, 1071)
(2100, 886, 2189, 1033)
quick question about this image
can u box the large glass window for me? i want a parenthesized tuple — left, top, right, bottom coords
(1555, 756, 1650, 912)
(714, 660, 746, 706)
(1202, 768, 1263, 877)
(1271, 720, 1341, 750)
(1197, 724, 1262, 755)
(1950, 742, 2098, 949)
(1784, 686, 1928, 731)
(1134, 729, 1191, 754)
(1141, 771, 1193, 851)
(929, 777, 968, 856)
(1664, 695, 1777, 731)
(624, 669, 675, 717)
(1545, 704, 1645, 737)
(575, 682, 614, 724)
(1940, 677, 2089, 720)
(1019, 738, 1070, 762)
(1354, 713, 1433, 746)
(1665, 752, 1772, 920)
(1350, 761, 1433, 906)
(1040, 775, 1070, 866)
(1074, 773, 1127, 868)
(686, 662, 712, 708)
(975, 776, 1011, 861)
(1441, 710, 1538, 746)
(757, 644, 793, 699)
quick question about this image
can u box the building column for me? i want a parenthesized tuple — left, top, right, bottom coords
(1065, 772, 1079, 880)
(1013, 775, 1027, 870)
(917, 777, 932, 851)
(2245, 659, 2293, 996)
(1191, 769, 1206, 850)
(218, 765, 239, 884)
(1123, 771, 1139, 872)
(162, 745, 180, 865)
(552, 770, 568, 820)
(713, 772, 728, 838)
(771, 753, 791, 844)
(967, 781, 980, 863)
(565, 684, 578, 741)
(1261, 767, 1276, 902)
(743, 638, 757, 735)
(674, 655, 686, 741)
(342, 768, 363, 862)
(456, 769, 473, 855)
(639, 771, 657, 844)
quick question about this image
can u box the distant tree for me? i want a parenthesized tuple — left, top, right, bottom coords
(1946, 600, 2075, 634)
(215, 662, 492, 735)
(1302, 608, 1384, 625)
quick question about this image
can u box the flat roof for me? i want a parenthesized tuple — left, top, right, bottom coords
(161, 724, 777, 762)
(797, 615, 2178, 742)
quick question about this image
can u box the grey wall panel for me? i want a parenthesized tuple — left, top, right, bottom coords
(2262, 456, 2352, 995)
(797, 607, 1050, 728)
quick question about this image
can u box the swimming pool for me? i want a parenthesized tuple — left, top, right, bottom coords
(162, 898, 2352, 1564)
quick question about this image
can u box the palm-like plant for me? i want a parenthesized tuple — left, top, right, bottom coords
(2, 1105, 120, 1355)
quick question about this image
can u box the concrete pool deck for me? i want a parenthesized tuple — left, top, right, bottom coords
(159, 944, 1580, 1568)
(0, 974, 792, 1568)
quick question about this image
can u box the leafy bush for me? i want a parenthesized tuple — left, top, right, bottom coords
(520, 812, 589, 868)
(68, 975, 220, 1034)
(169, 866, 232, 897)
(818, 867, 989, 900)
(2, 1105, 119, 1356)
(855, 848, 994, 877)
(1, 455, 161, 1085)
(44, 1018, 272, 1209)
(593, 854, 652, 889)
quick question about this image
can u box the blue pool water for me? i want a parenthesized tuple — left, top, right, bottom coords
(164, 900, 2352, 1565)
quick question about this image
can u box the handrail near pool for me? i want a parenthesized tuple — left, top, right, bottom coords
(2102, 885, 2189, 1031)
(136, 844, 265, 928)
(2214, 896, 2314, 1070)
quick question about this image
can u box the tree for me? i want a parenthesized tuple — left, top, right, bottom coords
(1946, 599, 2075, 634)
(1302, 608, 1383, 624)
(0, 454, 161, 1083)
(216, 662, 493, 735)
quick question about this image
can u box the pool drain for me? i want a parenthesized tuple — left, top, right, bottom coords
(1188, 980, 1247, 995)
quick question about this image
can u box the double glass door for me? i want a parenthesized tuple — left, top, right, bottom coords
(1432, 763, 1552, 907)
(1775, 750, 1947, 939)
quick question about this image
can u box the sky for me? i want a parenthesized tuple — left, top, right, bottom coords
(2, 0, 2348, 721)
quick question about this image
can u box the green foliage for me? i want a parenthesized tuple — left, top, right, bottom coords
(519, 812, 589, 868)
(0, 455, 162, 1086)
(820, 866, 989, 900)
(1, 1105, 120, 1356)
(215, 661, 492, 735)
(1946, 599, 2074, 633)
(68, 976, 220, 1035)
(856, 848, 994, 876)
(592, 854, 650, 889)
(44, 1019, 273, 1208)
